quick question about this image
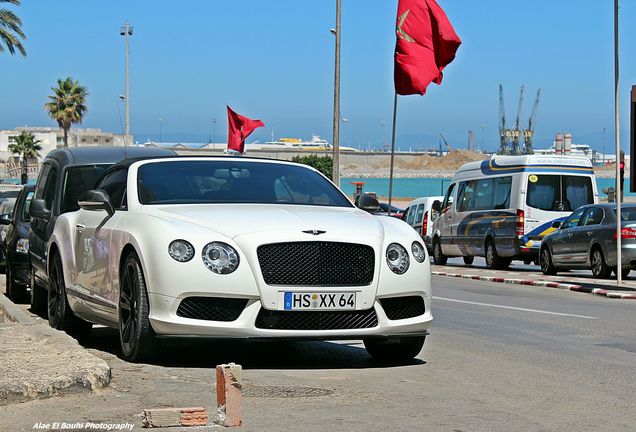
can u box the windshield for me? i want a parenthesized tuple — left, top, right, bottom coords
(137, 160, 353, 207)
(526, 174, 593, 212)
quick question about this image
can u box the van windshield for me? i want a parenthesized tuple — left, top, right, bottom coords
(526, 174, 593, 211)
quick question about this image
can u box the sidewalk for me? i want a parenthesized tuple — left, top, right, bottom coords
(432, 261, 636, 300)
(0, 291, 111, 406)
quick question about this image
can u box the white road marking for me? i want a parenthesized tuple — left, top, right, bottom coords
(432, 296, 599, 319)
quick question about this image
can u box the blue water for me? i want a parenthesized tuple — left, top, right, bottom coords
(340, 177, 634, 199)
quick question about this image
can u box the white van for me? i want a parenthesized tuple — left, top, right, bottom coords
(430, 155, 598, 269)
(402, 196, 444, 252)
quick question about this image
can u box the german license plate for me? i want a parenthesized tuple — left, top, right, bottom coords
(283, 292, 356, 311)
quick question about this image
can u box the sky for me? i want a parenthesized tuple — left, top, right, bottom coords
(2, 0, 636, 153)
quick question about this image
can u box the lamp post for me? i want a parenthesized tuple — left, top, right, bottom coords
(212, 118, 216, 144)
(331, 0, 341, 187)
(159, 118, 163, 143)
(120, 21, 133, 146)
(480, 123, 485, 152)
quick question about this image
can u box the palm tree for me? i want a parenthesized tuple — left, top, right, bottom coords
(0, 0, 26, 56)
(45, 77, 88, 147)
(8, 131, 42, 184)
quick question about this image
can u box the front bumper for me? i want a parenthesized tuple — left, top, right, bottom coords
(148, 293, 432, 339)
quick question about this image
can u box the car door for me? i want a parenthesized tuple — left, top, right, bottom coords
(438, 183, 456, 255)
(568, 208, 593, 265)
(75, 168, 127, 316)
(29, 163, 58, 282)
(551, 207, 586, 264)
(579, 207, 604, 265)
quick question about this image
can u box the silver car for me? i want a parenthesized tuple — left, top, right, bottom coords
(540, 203, 636, 279)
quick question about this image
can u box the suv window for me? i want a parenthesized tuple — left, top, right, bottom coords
(61, 164, 110, 213)
(43, 167, 58, 211)
(34, 164, 51, 200)
(96, 169, 128, 210)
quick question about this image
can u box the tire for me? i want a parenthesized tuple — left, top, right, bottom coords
(540, 247, 557, 275)
(119, 252, 155, 362)
(462, 256, 474, 265)
(364, 336, 425, 362)
(590, 248, 611, 279)
(30, 268, 47, 314)
(485, 239, 511, 270)
(6, 265, 28, 303)
(432, 238, 447, 266)
(47, 253, 92, 339)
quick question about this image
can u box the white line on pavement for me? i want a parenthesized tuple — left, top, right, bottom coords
(432, 296, 599, 319)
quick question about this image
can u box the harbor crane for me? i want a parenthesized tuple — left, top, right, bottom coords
(523, 89, 541, 154)
(498, 84, 540, 155)
(439, 133, 452, 153)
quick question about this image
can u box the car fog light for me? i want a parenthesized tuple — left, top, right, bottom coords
(16, 238, 29, 254)
(168, 240, 194, 262)
(386, 243, 409, 274)
(202, 242, 240, 274)
(411, 241, 426, 263)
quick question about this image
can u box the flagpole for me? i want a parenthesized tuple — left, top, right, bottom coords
(614, 0, 622, 285)
(388, 92, 398, 214)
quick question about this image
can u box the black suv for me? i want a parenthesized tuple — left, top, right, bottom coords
(1, 185, 35, 303)
(28, 146, 176, 312)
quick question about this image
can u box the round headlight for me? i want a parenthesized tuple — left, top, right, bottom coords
(386, 243, 409, 274)
(168, 240, 194, 262)
(412, 241, 426, 263)
(202, 242, 240, 274)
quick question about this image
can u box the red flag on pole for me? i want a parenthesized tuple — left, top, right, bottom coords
(394, 0, 461, 95)
(227, 106, 265, 154)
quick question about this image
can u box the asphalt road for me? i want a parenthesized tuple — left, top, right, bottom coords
(2, 275, 635, 432)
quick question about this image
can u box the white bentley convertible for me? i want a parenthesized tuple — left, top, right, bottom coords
(48, 157, 433, 361)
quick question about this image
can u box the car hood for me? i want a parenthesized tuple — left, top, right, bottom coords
(142, 203, 384, 240)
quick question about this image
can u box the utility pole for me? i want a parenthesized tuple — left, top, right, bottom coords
(212, 118, 216, 144)
(159, 118, 163, 143)
(120, 21, 133, 146)
(331, 0, 341, 187)
(614, 0, 622, 285)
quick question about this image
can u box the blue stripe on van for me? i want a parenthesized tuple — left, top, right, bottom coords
(480, 160, 594, 176)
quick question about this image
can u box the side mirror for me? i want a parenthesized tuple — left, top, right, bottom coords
(0, 213, 11, 226)
(432, 201, 441, 213)
(78, 190, 115, 217)
(551, 220, 562, 229)
(356, 194, 381, 213)
(29, 199, 51, 220)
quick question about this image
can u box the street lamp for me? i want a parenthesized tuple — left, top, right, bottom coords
(120, 21, 133, 146)
(331, 0, 341, 187)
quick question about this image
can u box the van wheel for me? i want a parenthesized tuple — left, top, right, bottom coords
(432, 239, 447, 266)
(485, 239, 510, 270)
(463, 256, 474, 265)
(540, 247, 557, 275)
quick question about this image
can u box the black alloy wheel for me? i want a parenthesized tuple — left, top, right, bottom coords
(7, 266, 27, 303)
(47, 253, 92, 338)
(590, 248, 611, 279)
(30, 268, 47, 313)
(540, 247, 557, 275)
(119, 252, 155, 362)
(432, 239, 447, 266)
(364, 336, 426, 362)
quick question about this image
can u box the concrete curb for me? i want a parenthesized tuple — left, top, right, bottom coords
(432, 271, 636, 300)
(0, 294, 112, 406)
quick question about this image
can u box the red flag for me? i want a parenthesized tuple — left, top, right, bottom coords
(227, 106, 265, 154)
(394, 0, 461, 95)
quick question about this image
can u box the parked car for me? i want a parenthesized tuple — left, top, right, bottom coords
(378, 203, 404, 218)
(48, 157, 432, 362)
(0, 199, 16, 273)
(402, 196, 444, 253)
(28, 146, 177, 313)
(540, 203, 636, 278)
(431, 155, 598, 269)
(0, 185, 35, 302)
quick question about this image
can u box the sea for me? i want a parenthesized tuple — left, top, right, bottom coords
(340, 177, 634, 200)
